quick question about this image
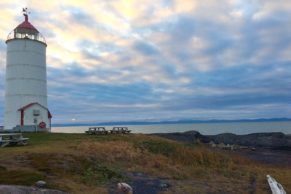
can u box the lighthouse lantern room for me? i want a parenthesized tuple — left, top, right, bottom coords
(4, 9, 51, 131)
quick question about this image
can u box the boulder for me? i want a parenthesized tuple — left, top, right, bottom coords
(35, 180, 46, 188)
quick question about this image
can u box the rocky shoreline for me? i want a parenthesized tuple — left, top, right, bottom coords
(152, 130, 291, 166)
(152, 130, 291, 150)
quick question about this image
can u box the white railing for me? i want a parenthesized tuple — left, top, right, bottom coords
(7, 30, 46, 44)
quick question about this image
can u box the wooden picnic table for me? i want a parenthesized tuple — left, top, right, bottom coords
(110, 127, 131, 134)
(85, 127, 109, 135)
(85, 127, 131, 135)
(0, 133, 29, 147)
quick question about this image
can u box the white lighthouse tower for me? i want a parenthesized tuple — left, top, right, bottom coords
(4, 9, 52, 131)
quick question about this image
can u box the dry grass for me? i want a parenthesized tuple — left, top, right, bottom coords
(0, 133, 290, 194)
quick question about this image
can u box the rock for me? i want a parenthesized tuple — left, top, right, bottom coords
(112, 172, 170, 194)
(159, 181, 170, 189)
(0, 185, 68, 194)
(35, 180, 46, 188)
(208, 132, 291, 149)
(152, 130, 208, 143)
(134, 172, 144, 177)
(117, 182, 133, 194)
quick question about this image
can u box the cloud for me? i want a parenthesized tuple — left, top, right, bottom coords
(133, 41, 159, 56)
(0, 0, 290, 124)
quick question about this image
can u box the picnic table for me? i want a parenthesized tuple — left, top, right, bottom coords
(85, 127, 109, 135)
(85, 127, 131, 135)
(110, 127, 131, 134)
(0, 133, 29, 147)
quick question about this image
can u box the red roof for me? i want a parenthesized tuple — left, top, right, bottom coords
(15, 14, 38, 32)
(18, 102, 52, 118)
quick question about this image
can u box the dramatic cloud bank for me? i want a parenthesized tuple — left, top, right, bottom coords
(0, 0, 290, 124)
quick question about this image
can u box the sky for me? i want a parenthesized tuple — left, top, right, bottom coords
(0, 0, 291, 124)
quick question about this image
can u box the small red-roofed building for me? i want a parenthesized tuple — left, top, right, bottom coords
(16, 102, 52, 132)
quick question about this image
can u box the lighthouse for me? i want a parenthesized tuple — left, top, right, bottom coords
(4, 9, 52, 131)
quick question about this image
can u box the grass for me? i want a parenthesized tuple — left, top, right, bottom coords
(81, 163, 125, 185)
(0, 132, 290, 194)
(0, 166, 44, 185)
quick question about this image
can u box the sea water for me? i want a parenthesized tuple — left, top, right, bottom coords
(51, 121, 291, 135)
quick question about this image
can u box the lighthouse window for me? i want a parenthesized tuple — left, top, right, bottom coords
(33, 110, 40, 116)
(15, 33, 22, 38)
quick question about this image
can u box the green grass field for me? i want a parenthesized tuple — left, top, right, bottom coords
(0, 133, 290, 194)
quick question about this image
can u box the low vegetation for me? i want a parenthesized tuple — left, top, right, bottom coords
(0, 133, 290, 194)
